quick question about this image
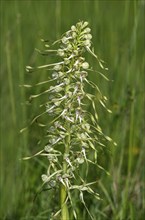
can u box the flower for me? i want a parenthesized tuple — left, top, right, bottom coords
(71, 25, 76, 31)
(57, 49, 65, 57)
(82, 62, 89, 69)
(53, 64, 62, 71)
(83, 27, 91, 33)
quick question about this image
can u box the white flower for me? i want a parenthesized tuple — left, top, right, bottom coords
(52, 72, 59, 78)
(59, 71, 64, 77)
(86, 34, 92, 40)
(84, 39, 91, 47)
(62, 36, 69, 44)
(73, 50, 79, 56)
(54, 86, 63, 92)
(64, 78, 70, 85)
(71, 25, 76, 31)
(64, 58, 70, 65)
(84, 27, 91, 33)
(54, 101, 61, 106)
(72, 32, 77, 38)
(77, 157, 84, 164)
(44, 145, 53, 152)
(83, 21, 89, 28)
(67, 44, 73, 50)
(57, 49, 65, 57)
(82, 123, 90, 132)
(80, 133, 87, 140)
(41, 174, 49, 182)
(82, 62, 89, 69)
(53, 64, 62, 71)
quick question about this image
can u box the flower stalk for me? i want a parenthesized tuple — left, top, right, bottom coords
(60, 123, 70, 220)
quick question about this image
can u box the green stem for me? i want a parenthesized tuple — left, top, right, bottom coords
(61, 124, 70, 220)
(60, 181, 69, 220)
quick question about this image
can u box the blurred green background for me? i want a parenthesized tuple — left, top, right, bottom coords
(0, 0, 144, 219)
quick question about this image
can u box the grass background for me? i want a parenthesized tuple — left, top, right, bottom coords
(0, 0, 144, 219)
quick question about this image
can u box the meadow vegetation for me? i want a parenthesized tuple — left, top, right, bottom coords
(0, 1, 144, 219)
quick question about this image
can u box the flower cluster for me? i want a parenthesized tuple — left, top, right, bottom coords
(24, 21, 115, 219)
(42, 22, 97, 182)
